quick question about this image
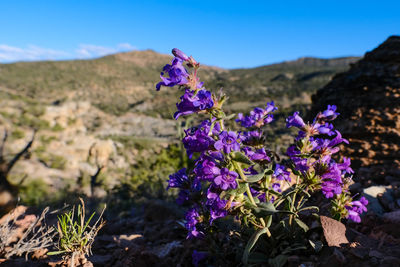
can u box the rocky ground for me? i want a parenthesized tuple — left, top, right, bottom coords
(1, 189, 400, 267)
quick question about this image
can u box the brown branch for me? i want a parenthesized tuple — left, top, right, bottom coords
(6, 130, 36, 173)
(0, 130, 8, 159)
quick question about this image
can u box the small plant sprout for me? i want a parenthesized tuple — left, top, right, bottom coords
(156, 49, 368, 265)
(48, 198, 106, 262)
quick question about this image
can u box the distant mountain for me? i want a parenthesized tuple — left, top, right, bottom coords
(0, 49, 359, 118)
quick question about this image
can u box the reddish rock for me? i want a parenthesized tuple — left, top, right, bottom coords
(320, 215, 349, 247)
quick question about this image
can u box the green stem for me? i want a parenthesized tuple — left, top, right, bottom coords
(233, 161, 270, 235)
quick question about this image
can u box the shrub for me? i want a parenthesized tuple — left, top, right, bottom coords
(156, 49, 368, 265)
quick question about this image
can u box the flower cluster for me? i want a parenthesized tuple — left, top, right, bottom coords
(285, 108, 367, 221)
(157, 49, 368, 258)
(236, 102, 277, 128)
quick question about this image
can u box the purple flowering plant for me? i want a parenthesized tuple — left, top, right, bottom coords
(157, 48, 368, 264)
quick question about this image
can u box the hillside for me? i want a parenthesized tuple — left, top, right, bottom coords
(0, 51, 358, 118)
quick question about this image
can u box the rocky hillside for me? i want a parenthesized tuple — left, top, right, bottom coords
(310, 36, 400, 184)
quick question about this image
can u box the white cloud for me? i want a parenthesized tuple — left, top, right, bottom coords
(75, 43, 137, 59)
(0, 43, 137, 62)
(0, 44, 69, 62)
(117, 43, 136, 50)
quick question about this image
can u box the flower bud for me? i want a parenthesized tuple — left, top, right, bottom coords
(172, 48, 189, 61)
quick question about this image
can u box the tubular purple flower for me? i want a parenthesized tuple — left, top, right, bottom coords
(194, 155, 221, 181)
(321, 105, 340, 121)
(213, 168, 238, 190)
(172, 48, 189, 61)
(273, 164, 291, 182)
(183, 120, 215, 158)
(236, 102, 277, 128)
(214, 131, 241, 154)
(286, 111, 305, 129)
(329, 130, 349, 147)
(337, 157, 354, 174)
(185, 207, 204, 239)
(156, 57, 189, 90)
(346, 196, 368, 223)
(167, 168, 189, 189)
(317, 122, 335, 135)
(174, 89, 214, 119)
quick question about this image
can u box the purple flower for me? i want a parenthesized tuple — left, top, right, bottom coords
(243, 147, 271, 162)
(194, 155, 221, 181)
(292, 157, 310, 173)
(206, 187, 228, 223)
(317, 122, 335, 136)
(287, 145, 300, 157)
(320, 163, 343, 198)
(167, 168, 189, 189)
(273, 164, 291, 182)
(156, 58, 189, 90)
(192, 250, 207, 267)
(329, 130, 349, 147)
(240, 130, 263, 146)
(236, 102, 277, 128)
(185, 207, 204, 239)
(213, 168, 238, 190)
(271, 183, 281, 192)
(250, 187, 266, 202)
(286, 111, 305, 129)
(337, 157, 354, 174)
(172, 48, 189, 61)
(174, 89, 214, 119)
(183, 120, 215, 158)
(214, 131, 241, 154)
(346, 196, 368, 223)
(321, 105, 340, 121)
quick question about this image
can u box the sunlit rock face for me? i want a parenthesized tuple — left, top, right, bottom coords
(310, 36, 400, 184)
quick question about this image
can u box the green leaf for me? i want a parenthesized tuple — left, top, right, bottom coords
(246, 172, 264, 183)
(236, 183, 248, 195)
(247, 252, 269, 264)
(231, 151, 254, 166)
(225, 113, 237, 120)
(299, 206, 319, 213)
(253, 202, 295, 218)
(268, 255, 288, 267)
(242, 227, 270, 265)
(294, 218, 309, 232)
(47, 250, 67, 256)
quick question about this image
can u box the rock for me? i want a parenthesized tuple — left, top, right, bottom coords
(333, 248, 346, 264)
(31, 248, 48, 260)
(114, 234, 143, 247)
(369, 250, 384, 259)
(383, 210, 400, 224)
(320, 216, 349, 247)
(89, 254, 112, 265)
(309, 36, 400, 184)
(152, 240, 181, 258)
(381, 256, 400, 267)
(349, 245, 369, 259)
(363, 186, 392, 216)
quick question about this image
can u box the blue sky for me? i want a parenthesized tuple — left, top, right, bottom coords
(0, 0, 399, 68)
